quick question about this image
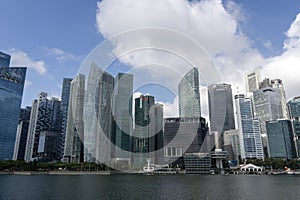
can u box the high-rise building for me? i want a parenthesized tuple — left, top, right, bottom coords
(245, 69, 261, 95)
(133, 95, 155, 169)
(84, 64, 114, 163)
(13, 107, 31, 161)
(235, 94, 263, 160)
(266, 119, 297, 159)
(112, 73, 133, 162)
(152, 103, 164, 165)
(25, 93, 61, 162)
(287, 96, 300, 157)
(208, 83, 235, 136)
(0, 51, 11, 68)
(0, 67, 26, 160)
(253, 87, 283, 157)
(178, 67, 201, 118)
(57, 78, 72, 161)
(270, 79, 289, 119)
(64, 74, 85, 163)
(223, 130, 240, 162)
(164, 117, 208, 165)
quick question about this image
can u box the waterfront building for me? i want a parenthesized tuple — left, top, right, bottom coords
(184, 153, 211, 174)
(208, 83, 235, 136)
(287, 97, 300, 157)
(178, 67, 201, 118)
(223, 129, 240, 162)
(266, 119, 297, 159)
(164, 117, 208, 165)
(235, 94, 264, 160)
(111, 73, 133, 164)
(25, 93, 61, 162)
(13, 107, 31, 160)
(63, 74, 85, 163)
(57, 78, 72, 161)
(0, 66, 26, 160)
(253, 87, 283, 157)
(245, 69, 261, 95)
(0, 51, 11, 68)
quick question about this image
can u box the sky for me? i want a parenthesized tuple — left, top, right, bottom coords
(1, 0, 300, 118)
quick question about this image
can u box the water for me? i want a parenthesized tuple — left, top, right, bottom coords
(1, 174, 300, 200)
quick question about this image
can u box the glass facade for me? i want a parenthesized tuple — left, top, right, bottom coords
(235, 94, 263, 160)
(245, 69, 261, 94)
(178, 67, 201, 118)
(266, 119, 297, 159)
(0, 51, 11, 68)
(208, 83, 235, 136)
(287, 97, 300, 157)
(0, 67, 26, 160)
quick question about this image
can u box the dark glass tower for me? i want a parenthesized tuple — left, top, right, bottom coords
(287, 96, 300, 157)
(208, 83, 235, 136)
(178, 67, 201, 118)
(0, 51, 11, 68)
(0, 67, 26, 160)
(57, 78, 72, 160)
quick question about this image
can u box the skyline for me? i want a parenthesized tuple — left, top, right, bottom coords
(1, 0, 300, 119)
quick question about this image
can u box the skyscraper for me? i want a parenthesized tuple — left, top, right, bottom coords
(208, 83, 235, 136)
(133, 95, 155, 169)
(0, 67, 26, 160)
(287, 96, 300, 157)
(266, 119, 297, 159)
(0, 51, 11, 68)
(270, 79, 289, 119)
(13, 106, 31, 161)
(245, 69, 261, 95)
(178, 67, 201, 118)
(25, 93, 61, 162)
(253, 87, 283, 157)
(112, 73, 133, 161)
(235, 94, 263, 160)
(84, 64, 114, 163)
(223, 130, 240, 163)
(64, 74, 85, 163)
(57, 78, 72, 161)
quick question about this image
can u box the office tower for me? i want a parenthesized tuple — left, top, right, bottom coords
(223, 130, 240, 162)
(164, 117, 208, 165)
(253, 87, 283, 157)
(208, 83, 235, 136)
(287, 97, 300, 157)
(133, 95, 155, 168)
(112, 73, 133, 163)
(0, 67, 26, 160)
(13, 107, 31, 160)
(64, 74, 85, 163)
(245, 69, 261, 95)
(266, 119, 297, 159)
(25, 93, 61, 162)
(57, 78, 72, 161)
(235, 94, 263, 160)
(0, 51, 11, 68)
(152, 103, 164, 165)
(84, 64, 114, 163)
(270, 79, 289, 119)
(178, 67, 201, 118)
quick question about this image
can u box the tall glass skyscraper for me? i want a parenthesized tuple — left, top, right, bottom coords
(245, 69, 261, 95)
(208, 83, 235, 136)
(0, 67, 26, 160)
(253, 87, 283, 157)
(64, 74, 85, 163)
(287, 96, 300, 157)
(57, 78, 72, 161)
(235, 94, 263, 160)
(0, 51, 11, 68)
(178, 67, 201, 118)
(266, 119, 297, 159)
(112, 73, 133, 161)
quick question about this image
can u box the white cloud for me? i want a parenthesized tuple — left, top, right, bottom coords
(95, 0, 300, 116)
(24, 80, 32, 89)
(7, 49, 47, 75)
(45, 47, 80, 62)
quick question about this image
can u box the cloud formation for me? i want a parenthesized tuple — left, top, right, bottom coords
(95, 0, 300, 116)
(45, 47, 81, 62)
(7, 49, 47, 75)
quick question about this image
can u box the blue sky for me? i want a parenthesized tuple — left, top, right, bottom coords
(0, 0, 300, 112)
